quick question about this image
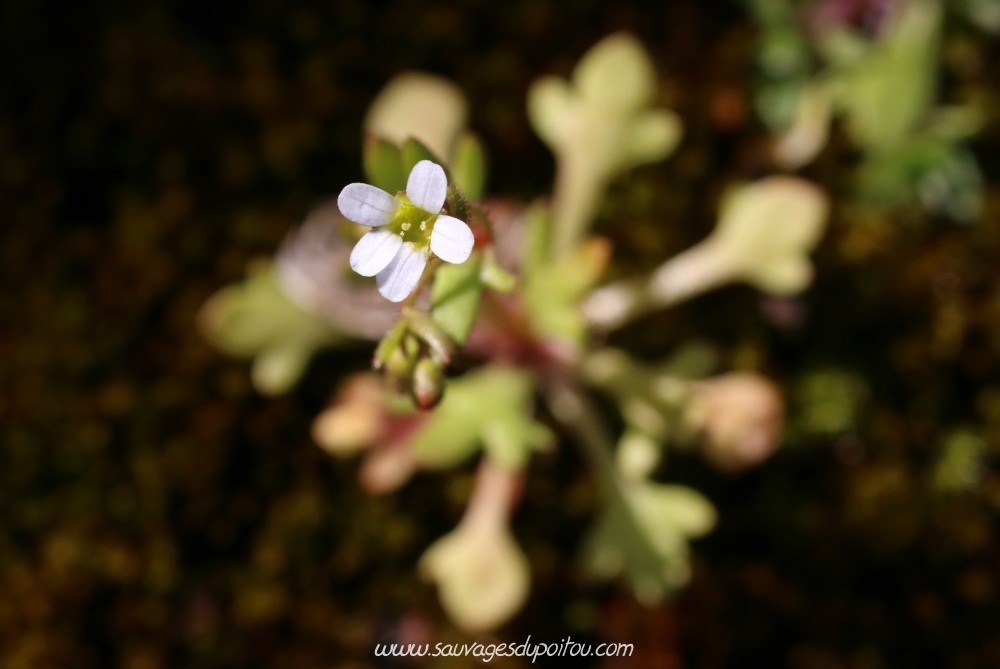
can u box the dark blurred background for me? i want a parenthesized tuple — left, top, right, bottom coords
(4, 0, 1000, 666)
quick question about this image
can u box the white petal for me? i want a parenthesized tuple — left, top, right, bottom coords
(337, 183, 399, 227)
(406, 160, 447, 213)
(350, 229, 403, 277)
(430, 215, 475, 264)
(377, 243, 428, 302)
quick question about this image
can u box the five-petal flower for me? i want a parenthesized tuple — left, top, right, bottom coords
(338, 160, 475, 302)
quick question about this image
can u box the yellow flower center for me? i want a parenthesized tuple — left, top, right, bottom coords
(389, 201, 436, 247)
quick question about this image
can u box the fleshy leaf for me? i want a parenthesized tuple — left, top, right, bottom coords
(836, 0, 941, 154)
(526, 77, 575, 147)
(527, 33, 683, 257)
(522, 201, 552, 279)
(251, 342, 312, 396)
(409, 366, 543, 469)
(197, 262, 340, 395)
(573, 32, 656, 110)
(481, 418, 553, 471)
(451, 132, 487, 200)
(525, 234, 610, 347)
(364, 72, 468, 164)
(431, 250, 483, 345)
(583, 480, 715, 605)
(363, 136, 406, 193)
(621, 109, 683, 169)
(479, 248, 516, 293)
(402, 137, 446, 178)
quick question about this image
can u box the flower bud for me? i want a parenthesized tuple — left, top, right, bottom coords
(684, 373, 784, 472)
(411, 357, 445, 410)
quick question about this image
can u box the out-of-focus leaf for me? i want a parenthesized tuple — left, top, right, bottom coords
(774, 81, 832, 169)
(759, 26, 810, 78)
(481, 418, 552, 471)
(364, 72, 468, 164)
(622, 109, 682, 170)
(419, 495, 530, 632)
(527, 32, 683, 256)
(431, 250, 483, 345)
(251, 343, 312, 396)
(197, 262, 341, 395)
(756, 80, 807, 132)
(402, 137, 445, 177)
(583, 480, 715, 604)
(574, 32, 656, 110)
(961, 0, 1000, 32)
(451, 132, 487, 200)
(711, 177, 829, 295)
(917, 146, 983, 222)
(479, 248, 517, 293)
(363, 136, 406, 193)
(836, 0, 941, 154)
(525, 236, 610, 347)
(522, 201, 552, 279)
(409, 366, 547, 469)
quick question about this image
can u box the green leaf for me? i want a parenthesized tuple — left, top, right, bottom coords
(373, 319, 409, 369)
(479, 248, 516, 293)
(197, 263, 340, 395)
(482, 418, 553, 471)
(451, 132, 487, 200)
(755, 80, 807, 132)
(431, 251, 483, 345)
(251, 342, 312, 396)
(522, 201, 552, 279)
(524, 236, 610, 346)
(409, 366, 543, 469)
(402, 137, 447, 176)
(582, 481, 715, 605)
(363, 136, 406, 193)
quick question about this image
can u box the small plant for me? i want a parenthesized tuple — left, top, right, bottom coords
(200, 33, 830, 632)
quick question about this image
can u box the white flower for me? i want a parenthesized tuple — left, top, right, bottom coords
(337, 160, 475, 302)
